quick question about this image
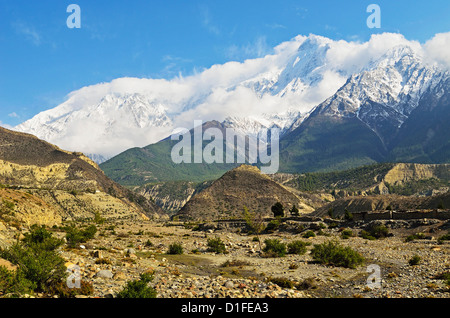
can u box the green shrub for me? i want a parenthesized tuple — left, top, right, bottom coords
(93, 212, 105, 225)
(361, 224, 390, 240)
(302, 230, 316, 238)
(167, 242, 183, 255)
(116, 273, 157, 298)
(405, 233, 426, 242)
(263, 239, 287, 257)
(370, 225, 390, 239)
(290, 205, 300, 216)
(341, 229, 354, 239)
(408, 255, 421, 266)
(207, 237, 227, 254)
(287, 240, 310, 255)
(65, 225, 98, 248)
(0, 225, 67, 293)
(265, 218, 281, 233)
(0, 266, 35, 296)
(311, 240, 365, 269)
(360, 230, 376, 240)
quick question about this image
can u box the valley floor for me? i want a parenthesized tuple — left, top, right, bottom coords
(51, 217, 450, 299)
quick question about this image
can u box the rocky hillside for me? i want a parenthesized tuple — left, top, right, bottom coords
(277, 163, 449, 197)
(0, 127, 165, 230)
(312, 191, 450, 218)
(174, 165, 308, 221)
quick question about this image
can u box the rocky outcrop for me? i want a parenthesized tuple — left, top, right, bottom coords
(0, 126, 166, 227)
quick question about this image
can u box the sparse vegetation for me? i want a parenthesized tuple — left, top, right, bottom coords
(302, 230, 316, 238)
(360, 224, 390, 240)
(311, 240, 365, 269)
(341, 229, 354, 239)
(0, 225, 67, 294)
(221, 259, 251, 267)
(408, 255, 421, 266)
(116, 273, 157, 298)
(167, 242, 184, 255)
(265, 217, 282, 233)
(405, 232, 427, 242)
(242, 206, 264, 250)
(268, 276, 295, 289)
(262, 239, 286, 258)
(207, 237, 227, 254)
(287, 240, 310, 255)
(65, 224, 98, 248)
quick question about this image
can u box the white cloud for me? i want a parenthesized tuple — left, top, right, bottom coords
(423, 32, 450, 70)
(16, 32, 450, 159)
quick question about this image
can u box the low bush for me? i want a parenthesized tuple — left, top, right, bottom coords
(405, 233, 426, 242)
(207, 237, 227, 254)
(116, 273, 157, 298)
(265, 218, 281, 233)
(0, 266, 35, 296)
(167, 242, 183, 255)
(302, 230, 316, 239)
(408, 255, 421, 266)
(360, 224, 390, 240)
(287, 240, 310, 255)
(65, 225, 98, 248)
(341, 229, 354, 239)
(369, 224, 390, 239)
(311, 240, 365, 269)
(263, 239, 286, 257)
(0, 225, 67, 294)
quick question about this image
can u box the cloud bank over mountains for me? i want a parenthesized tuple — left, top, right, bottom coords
(15, 32, 450, 161)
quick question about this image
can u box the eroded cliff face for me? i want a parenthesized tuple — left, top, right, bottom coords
(139, 183, 196, 213)
(383, 163, 448, 186)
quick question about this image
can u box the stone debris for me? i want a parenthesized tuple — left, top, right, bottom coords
(9, 219, 449, 299)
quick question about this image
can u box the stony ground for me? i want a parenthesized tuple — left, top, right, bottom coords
(46, 217, 450, 299)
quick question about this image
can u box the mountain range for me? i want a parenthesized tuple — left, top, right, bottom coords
(12, 33, 450, 184)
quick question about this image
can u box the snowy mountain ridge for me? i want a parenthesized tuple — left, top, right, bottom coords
(14, 33, 449, 163)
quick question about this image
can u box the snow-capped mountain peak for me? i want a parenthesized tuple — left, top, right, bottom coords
(14, 33, 449, 162)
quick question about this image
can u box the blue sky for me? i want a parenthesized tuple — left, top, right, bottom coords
(0, 0, 449, 126)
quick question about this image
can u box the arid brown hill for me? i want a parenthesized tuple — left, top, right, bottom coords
(0, 126, 165, 224)
(174, 165, 304, 221)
